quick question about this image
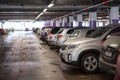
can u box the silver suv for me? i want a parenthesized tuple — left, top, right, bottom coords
(56, 28, 74, 47)
(60, 25, 120, 73)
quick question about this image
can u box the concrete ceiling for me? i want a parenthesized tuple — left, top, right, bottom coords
(0, 0, 119, 21)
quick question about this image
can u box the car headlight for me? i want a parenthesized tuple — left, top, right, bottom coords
(67, 45, 77, 49)
(61, 44, 79, 50)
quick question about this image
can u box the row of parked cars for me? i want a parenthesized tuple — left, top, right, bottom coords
(39, 24, 120, 79)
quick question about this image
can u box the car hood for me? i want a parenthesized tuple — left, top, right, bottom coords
(64, 37, 97, 45)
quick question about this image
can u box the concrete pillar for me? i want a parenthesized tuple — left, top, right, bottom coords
(44, 21, 47, 27)
(48, 20, 53, 27)
(53, 20, 56, 27)
(50, 20, 53, 26)
(59, 18, 63, 27)
(1, 22, 3, 29)
(69, 16, 73, 27)
(1, 21, 4, 29)
(47, 21, 51, 27)
(63, 17, 68, 27)
(77, 14, 83, 27)
(56, 20, 60, 27)
(110, 7, 119, 24)
(89, 12, 97, 28)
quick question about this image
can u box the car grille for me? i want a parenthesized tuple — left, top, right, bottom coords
(102, 47, 119, 64)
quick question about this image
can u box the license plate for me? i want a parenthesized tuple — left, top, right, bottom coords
(105, 51, 112, 57)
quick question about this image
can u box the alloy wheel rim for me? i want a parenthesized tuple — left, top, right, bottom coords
(84, 56, 97, 71)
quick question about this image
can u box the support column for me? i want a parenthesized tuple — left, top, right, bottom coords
(56, 20, 60, 27)
(1, 22, 3, 29)
(69, 16, 73, 27)
(44, 21, 47, 27)
(110, 6, 119, 24)
(1, 21, 4, 29)
(89, 12, 97, 28)
(63, 17, 68, 27)
(77, 14, 83, 27)
(46, 21, 51, 27)
(53, 20, 56, 27)
(50, 20, 53, 26)
(59, 18, 63, 27)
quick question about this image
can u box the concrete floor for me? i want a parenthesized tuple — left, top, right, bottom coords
(0, 31, 114, 80)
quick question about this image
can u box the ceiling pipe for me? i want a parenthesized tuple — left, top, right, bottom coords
(52, 0, 114, 20)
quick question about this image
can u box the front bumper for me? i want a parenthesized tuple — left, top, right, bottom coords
(48, 41, 56, 46)
(60, 53, 79, 66)
(99, 55, 116, 75)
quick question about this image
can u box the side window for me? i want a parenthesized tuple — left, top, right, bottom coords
(67, 29, 74, 34)
(110, 27, 120, 34)
(104, 27, 120, 41)
(86, 29, 96, 36)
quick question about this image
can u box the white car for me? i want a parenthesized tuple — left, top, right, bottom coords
(55, 28, 75, 47)
(60, 25, 120, 73)
(47, 27, 62, 46)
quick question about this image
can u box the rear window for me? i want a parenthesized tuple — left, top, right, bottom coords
(87, 27, 111, 38)
(111, 32, 120, 36)
(50, 27, 60, 34)
(57, 29, 64, 34)
(67, 29, 74, 34)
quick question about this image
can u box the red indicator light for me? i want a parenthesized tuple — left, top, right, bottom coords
(73, 12, 78, 14)
(66, 14, 71, 16)
(101, 1, 108, 5)
(83, 8, 89, 11)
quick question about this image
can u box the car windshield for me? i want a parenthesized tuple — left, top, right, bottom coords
(87, 27, 111, 38)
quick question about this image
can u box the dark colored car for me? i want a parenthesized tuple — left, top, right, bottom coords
(99, 32, 120, 74)
(25, 28, 29, 31)
(114, 53, 120, 80)
(0, 29, 5, 35)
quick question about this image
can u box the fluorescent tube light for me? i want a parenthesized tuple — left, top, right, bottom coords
(43, 8, 47, 12)
(48, 3, 54, 8)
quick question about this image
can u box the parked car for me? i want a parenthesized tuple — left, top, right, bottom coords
(47, 27, 62, 46)
(114, 53, 120, 80)
(60, 24, 120, 73)
(4, 29, 10, 34)
(0, 29, 5, 35)
(40, 27, 53, 41)
(55, 28, 77, 47)
(99, 32, 120, 75)
(32, 27, 40, 33)
(48, 27, 92, 46)
(25, 28, 29, 31)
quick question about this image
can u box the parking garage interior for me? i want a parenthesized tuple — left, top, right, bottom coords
(0, 0, 120, 80)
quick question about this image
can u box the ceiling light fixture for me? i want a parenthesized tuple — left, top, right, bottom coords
(48, 1, 54, 8)
(43, 8, 48, 12)
(34, 0, 55, 21)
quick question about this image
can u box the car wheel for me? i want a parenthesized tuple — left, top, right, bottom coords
(80, 53, 99, 73)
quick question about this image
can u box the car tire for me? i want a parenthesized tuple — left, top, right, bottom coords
(80, 53, 99, 73)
